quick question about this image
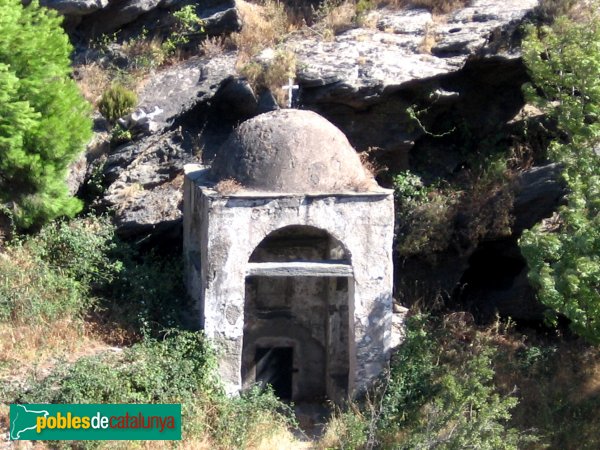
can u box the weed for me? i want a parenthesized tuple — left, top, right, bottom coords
(381, 0, 472, 14)
(229, 0, 290, 64)
(321, 314, 538, 449)
(162, 5, 205, 57)
(110, 123, 133, 146)
(239, 48, 297, 106)
(215, 178, 243, 194)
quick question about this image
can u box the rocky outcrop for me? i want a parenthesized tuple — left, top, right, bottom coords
(103, 131, 188, 238)
(291, 0, 538, 168)
(95, 0, 544, 238)
(43, 0, 241, 39)
(97, 53, 285, 238)
(41, 0, 108, 16)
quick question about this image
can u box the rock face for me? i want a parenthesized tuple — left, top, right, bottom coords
(210, 110, 375, 193)
(41, 0, 109, 16)
(99, 54, 239, 237)
(292, 0, 538, 167)
(44, 0, 241, 38)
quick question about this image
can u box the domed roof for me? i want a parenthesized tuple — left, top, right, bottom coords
(210, 110, 376, 193)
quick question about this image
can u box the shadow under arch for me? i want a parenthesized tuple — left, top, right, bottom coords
(249, 224, 351, 264)
(243, 224, 354, 403)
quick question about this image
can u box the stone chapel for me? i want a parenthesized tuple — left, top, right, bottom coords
(183, 109, 395, 404)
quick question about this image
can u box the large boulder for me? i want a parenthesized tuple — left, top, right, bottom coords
(40, 0, 109, 16)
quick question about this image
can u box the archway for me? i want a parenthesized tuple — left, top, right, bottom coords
(242, 225, 353, 403)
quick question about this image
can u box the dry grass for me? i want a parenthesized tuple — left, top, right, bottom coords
(230, 0, 292, 65)
(239, 48, 297, 105)
(200, 36, 226, 57)
(215, 178, 243, 194)
(313, 0, 358, 40)
(109, 182, 145, 210)
(419, 22, 437, 53)
(74, 62, 112, 106)
(359, 148, 390, 181)
(121, 36, 166, 71)
(487, 329, 600, 449)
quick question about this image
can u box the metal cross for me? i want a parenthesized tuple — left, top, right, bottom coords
(281, 77, 299, 108)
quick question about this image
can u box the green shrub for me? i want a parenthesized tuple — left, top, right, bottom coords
(162, 5, 205, 56)
(323, 315, 533, 449)
(110, 123, 133, 145)
(15, 330, 295, 447)
(0, 0, 92, 228)
(98, 84, 137, 123)
(210, 386, 296, 449)
(393, 171, 457, 258)
(19, 330, 219, 404)
(0, 216, 117, 324)
(0, 250, 85, 324)
(102, 248, 188, 334)
(519, 10, 600, 342)
(27, 215, 119, 286)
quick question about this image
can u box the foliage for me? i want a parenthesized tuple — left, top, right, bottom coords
(519, 11, 600, 342)
(19, 330, 218, 404)
(121, 27, 165, 71)
(0, 216, 117, 325)
(393, 171, 457, 258)
(0, 213, 187, 337)
(14, 330, 295, 448)
(0, 248, 86, 325)
(210, 385, 297, 449)
(404, 0, 472, 14)
(27, 216, 119, 286)
(231, 0, 289, 64)
(162, 5, 205, 56)
(98, 84, 138, 124)
(320, 406, 369, 450)
(110, 123, 133, 145)
(322, 314, 531, 449)
(239, 48, 297, 106)
(102, 247, 188, 334)
(0, 0, 92, 228)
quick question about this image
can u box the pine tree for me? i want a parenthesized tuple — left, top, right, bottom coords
(0, 0, 92, 228)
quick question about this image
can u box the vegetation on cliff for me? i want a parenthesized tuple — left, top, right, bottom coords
(520, 8, 600, 343)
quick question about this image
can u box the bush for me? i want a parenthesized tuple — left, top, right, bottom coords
(15, 330, 296, 448)
(98, 84, 137, 124)
(161, 5, 205, 57)
(0, 250, 85, 324)
(0, 216, 117, 325)
(0, 0, 92, 228)
(19, 330, 219, 404)
(519, 9, 600, 342)
(393, 171, 457, 258)
(322, 315, 533, 449)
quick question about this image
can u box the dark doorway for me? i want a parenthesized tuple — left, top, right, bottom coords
(255, 347, 293, 400)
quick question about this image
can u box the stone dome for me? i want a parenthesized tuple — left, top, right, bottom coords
(210, 110, 376, 193)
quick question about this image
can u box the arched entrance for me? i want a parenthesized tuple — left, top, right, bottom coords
(242, 225, 353, 403)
